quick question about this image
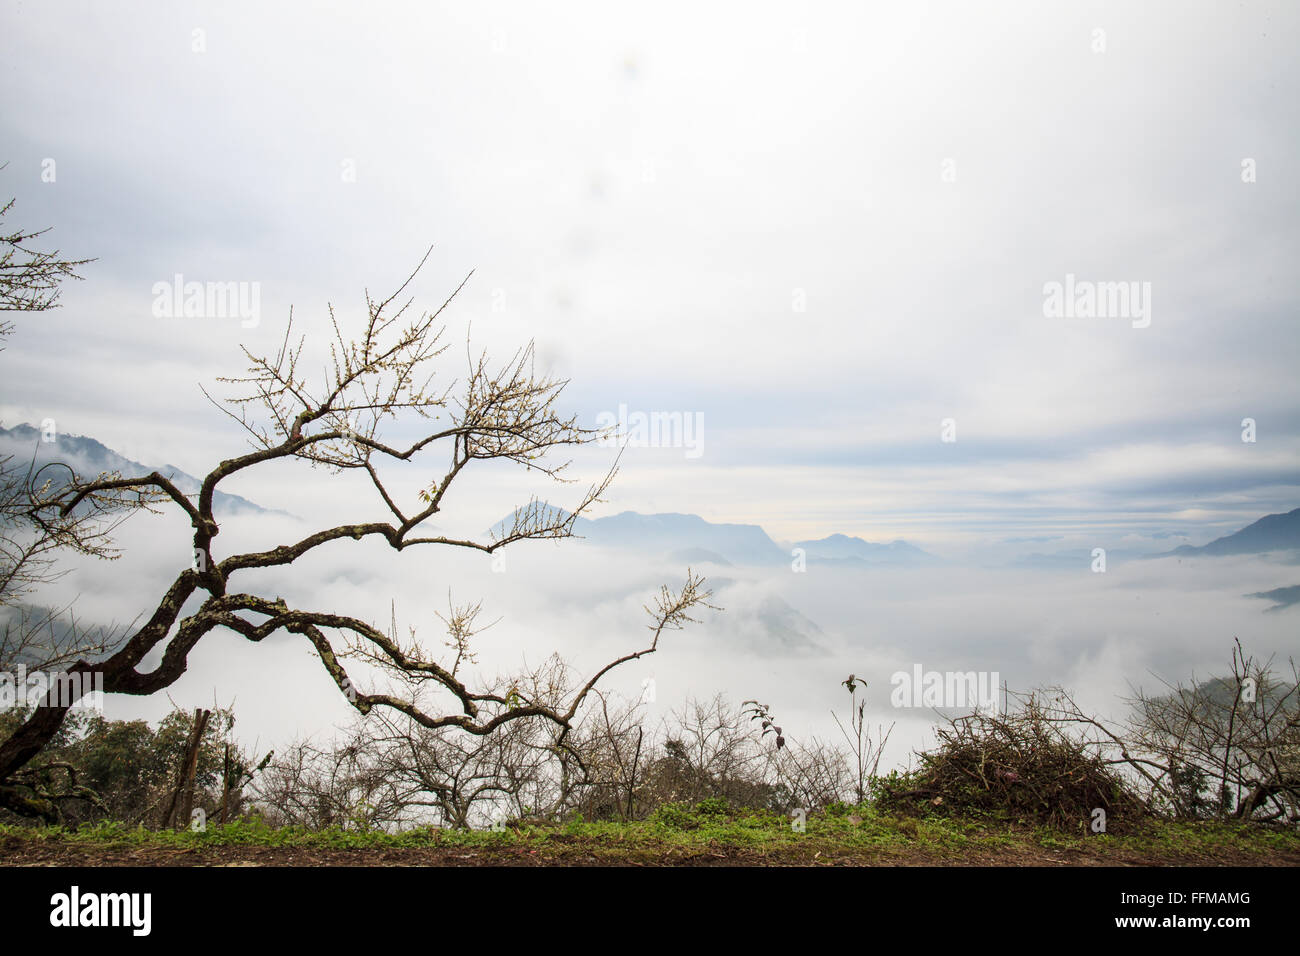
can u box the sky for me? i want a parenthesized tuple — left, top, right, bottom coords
(1, 1, 1297, 551)
(1, 0, 1297, 769)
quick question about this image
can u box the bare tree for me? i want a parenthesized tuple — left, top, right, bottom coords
(347, 638, 576, 830)
(743, 697, 855, 811)
(889, 653, 1300, 830)
(337, 585, 719, 828)
(639, 695, 774, 808)
(0, 451, 152, 686)
(0, 250, 716, 821)
(563, 689, 648, 821)
(362, 712, 553, 829)
(0, 185, 92, 317)
(1124, 639, 1300, 823)
(1, 188, 140, 675)
(253, 732, 410, 830)
(0, 445, 147, 679)
(0, 603, 125, 675)
(767, 738, 854, 812)
(0, 189, 154, 825)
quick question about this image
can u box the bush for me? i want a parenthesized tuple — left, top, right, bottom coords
(694, 796, 729, 816)
(651, 801, 699, 830)
(874, 698, 1146, 831)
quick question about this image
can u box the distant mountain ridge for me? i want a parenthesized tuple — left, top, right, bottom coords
(1246, 585, 1300, 612)
(791, 532, 941, 567)
(1018, 507, 1300, 569)
(1164, 507, 1300, 558)
(0, 423, 276, 515)
(488, 505, 937, 567)
(576, 511, 787, 564)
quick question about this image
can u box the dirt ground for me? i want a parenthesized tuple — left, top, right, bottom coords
(4, 835, 1297, 867)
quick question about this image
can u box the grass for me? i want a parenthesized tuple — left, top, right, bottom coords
(3, 802, 1297, 865)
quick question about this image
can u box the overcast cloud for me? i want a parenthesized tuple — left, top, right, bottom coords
(2, 0, 1296, 544)
(1, 2, 1297, 759)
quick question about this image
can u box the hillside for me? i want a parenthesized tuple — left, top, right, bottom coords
(791, 533, 941, 567)
(1166, 507, 1300, 557)
(488, 505, 936, 567)
(0, 423, 274, 515)
(3, 813, 1296, 867)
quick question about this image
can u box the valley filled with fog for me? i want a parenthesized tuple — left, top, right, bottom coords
(13, 435, 1293, 775)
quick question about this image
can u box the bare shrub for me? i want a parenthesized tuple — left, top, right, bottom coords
(1124, 639, 1299, 823)
(875, 690, 1147, 830)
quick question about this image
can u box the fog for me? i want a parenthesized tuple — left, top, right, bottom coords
(35, 499, 1298, 772)
(1, 0, 1297, 789)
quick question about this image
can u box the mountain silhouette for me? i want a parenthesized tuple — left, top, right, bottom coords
(487, 506, 936, 567)
(1164, 507, 1300, 557)
(792, 533, 941, 567)
(0, 423, 276, 515)
(1246, 584, 1300, 612)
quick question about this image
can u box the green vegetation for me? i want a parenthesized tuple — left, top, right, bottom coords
(2, 801, 1296, 865)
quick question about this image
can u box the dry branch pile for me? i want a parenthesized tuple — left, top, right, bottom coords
(876, 701, 1146, 830)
